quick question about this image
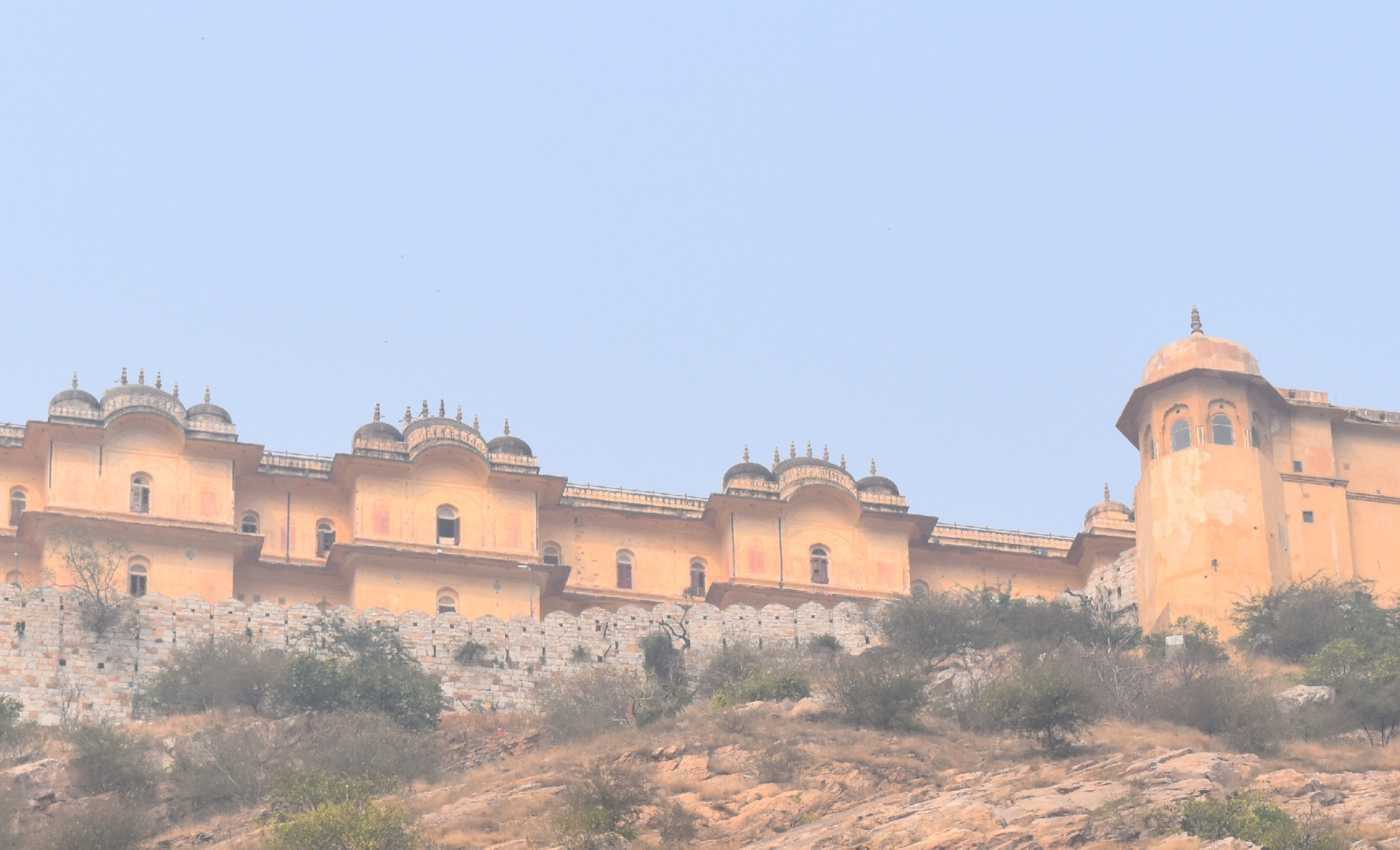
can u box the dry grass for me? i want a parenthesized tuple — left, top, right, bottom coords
(1273, 738, 1400, 773)
(1088, 720, 1220, 757)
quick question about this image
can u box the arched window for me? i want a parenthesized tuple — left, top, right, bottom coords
(1211, 414, 1234, 446)
(436, 505, 460, 546)
(4, 570, 19, 587)
(810, 545, 830, 584)
(316, 520, 335, 556)
(436, 588, 458, 615)
(1251, 414, 1266, 450)
(911, 579, 930, 598)
(240, 511, 260, 534)
(1142, 428, 1156, 461)
(1170, 419, 1191, 452)
(8, 488, 25, 527)
(688, 558, 706, 597)
(541, 542, 562, 567)
(616, 550, 633, 590)
(130, 473, 151, 514)
(128, 559, 148, 597)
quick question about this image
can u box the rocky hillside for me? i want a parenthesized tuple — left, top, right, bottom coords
(6, 699, 1400, 850)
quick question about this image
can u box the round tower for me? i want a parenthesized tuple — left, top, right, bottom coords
(1117, 309, 1287, 633)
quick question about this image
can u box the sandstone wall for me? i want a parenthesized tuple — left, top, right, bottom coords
(0, 583, 883, 725)
(1084, 546, 1138, 621)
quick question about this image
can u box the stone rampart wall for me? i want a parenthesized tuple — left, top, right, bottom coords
(0, 584, 883, 725)
(1084, 547, 1138, 621)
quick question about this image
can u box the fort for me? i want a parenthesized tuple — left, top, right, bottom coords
(4, 309, 1400, 720)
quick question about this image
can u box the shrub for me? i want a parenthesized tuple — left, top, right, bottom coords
(1156, 673, 1285, 754)
(695, 644, 764, 697)
(292, 712, 440, 788)
(651, 800, 700, 848)
(571, 644, 593, 662)
(453, 640, 492, 667)
(1180, 793, 1347, 850)
(1307, 638, 1400, 745)
(67, 722, 160, 797)
(636, 632, 690, 725)
(880, 592, 986, 668)
(808, 634, 842, 654)
(283, 619, 443, 730)
(712, 668, 810, 707)
(271, 801, 421, 850)
(537, 667, 644, 741)
(0, 695, 36, 763)
(1233, 579, 1393, 660)
(972, 656, 1102, 753)
(171, 725, 278, 812)
(146, 638, 289, 715)
(34, 799, 147, 850)
(752, 741, 806, 784)
(822, 653, 927, 729)
(1145, 616, 1229, 686)
(552, 760, 655, 850)
(269, 769, 394, 817)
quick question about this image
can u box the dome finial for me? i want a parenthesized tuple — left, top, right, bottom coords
(822, 444, 829, 462)
(503, 418, 511, 436)
(870, 458, 878, 475)
(472, 413, 480, 431)
(203, 386, 211, 403)
(789, 441, 796, 459)
(71, 371, 79, 389)
(438, 399, 446, 418)
(420, 400, 430, 418)
(154, 371, 162, 390)
(840, 454, 847, 469)
(805, 441, 813, 458)
(120, 367, 128, 385)
(1104, 482, 1111, 502)
(773, 447, 781, 467)
(456, 405, 463, 422)
(138, 368, 145, 385)
(172, 383, 179, 400)
(373, 403, 381, 423)
(1190, 305, 1203, 336)
(742, 446, 750, 463)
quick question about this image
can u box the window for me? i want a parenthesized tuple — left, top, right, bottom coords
(130, 474, 151, 513)
(541, 542, 562, 567)
(4, 570, 19, 587)
(1211, 414, 1234, 446)
(616, 550, 633, 590)
(128, 559, 148, 597)
(688, 558, 706, 597)
(316, 520, 335, 556)
(1302, 511, 1315, 524)
(1170, 420, 1191, 452)
(1293, 460, 1303, 473)
(240, 511, 260, 534)
(8, 488, 24, 527)
(436, 505, 460, 546)
(437, 588, 458, 614)
(911, 579, 930, 598)
(810, 545, 830, 584)
(1142, 428, 1155, 461)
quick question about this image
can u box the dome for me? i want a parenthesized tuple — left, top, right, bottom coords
(100, 369, 186, 423)
(486, 419, 532, 457)
(1083, 484, 1132, 529)
(187, 386, 233, 425)
(49, 374, 99, 412)
(856, 475, 900, 496)
(1140, 308, 1260, 386)
(723, 449, 776, 485)
(354, 404, 402, 442)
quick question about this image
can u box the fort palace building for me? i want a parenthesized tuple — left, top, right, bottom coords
(3, 310, 1398, 634)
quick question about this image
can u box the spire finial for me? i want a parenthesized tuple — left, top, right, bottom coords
(404, 405, 413, 423)
(438, 399, 446, 418)
(503, 418, 511, 436)
(373, 403, 381, 423)
(203, 386, 211, 403)
(1190, 305, 1203, 335)
(822, 444, 829, 462)
(120, 367, 127, 385)
(805, 441, 813, 458)
(742, 446, 750, 463)
(71, 371, 79, 389)
(456, 405, 463, 422)
(870, 458, 878, 475)
(154, 371, 162, 390)
(420, 400, 429, 417)
(472, 414, 479, 431)
(773, 447, 781, 467)
(840, 454, 847, 469)
(789, 441, 796, 459)
(138, 368, 145, 385)
(172, 383, 179, 400)
(1104, 482, 1111, 502)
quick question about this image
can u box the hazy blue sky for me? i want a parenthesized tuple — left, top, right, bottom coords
(2, 4, 1397, 534)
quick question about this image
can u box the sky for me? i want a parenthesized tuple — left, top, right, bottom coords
(2, 3, 1398, 535)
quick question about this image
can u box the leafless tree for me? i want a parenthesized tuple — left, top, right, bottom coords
(47, 528, 134, 638)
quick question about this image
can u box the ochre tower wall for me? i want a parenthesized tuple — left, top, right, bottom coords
(0, 587, 883, 726)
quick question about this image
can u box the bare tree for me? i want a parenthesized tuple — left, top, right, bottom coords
(47, 528, 133, 638)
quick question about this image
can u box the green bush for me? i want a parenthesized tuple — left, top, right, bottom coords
(822, 653, 927, 729)
(271, 801, 421, 850)
(1232, 579, 1393, 661)
(536, 667, 644, 741)
(1156, 673, 1285, 754)
(1306, 638, 1400, 745)
(1180, 793, 1346, 850)
(651, 800, 700, 848)
(972, 656, 1102, 753)
(635, 632, 690, 725)
(67, 722, 161, 797)
(269, 769, 394, 818)
(1145, 616, 1229, 686)
(453, 640, 492, 667)
(695, 644, 764, 697)
(34, 799, 147, 850)
(0, 695, 35, 763)
(146, 638, 289, 715)
(808, 634, 843, 654)
(712, 669, 810, 707)
(282, 619, 443, 730)
(552, 760, 655, 850)
(292, 712, 440, 788)
(171, 725, 278, 813)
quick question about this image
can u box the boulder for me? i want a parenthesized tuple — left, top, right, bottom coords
(1274, 684, 1334, 710)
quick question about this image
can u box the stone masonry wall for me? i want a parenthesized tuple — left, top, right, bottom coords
(0, 583, 884, 725)
(1084, 547, 1139, 622)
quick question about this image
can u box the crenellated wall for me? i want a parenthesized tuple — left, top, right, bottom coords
(0, 585, 883, 726)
